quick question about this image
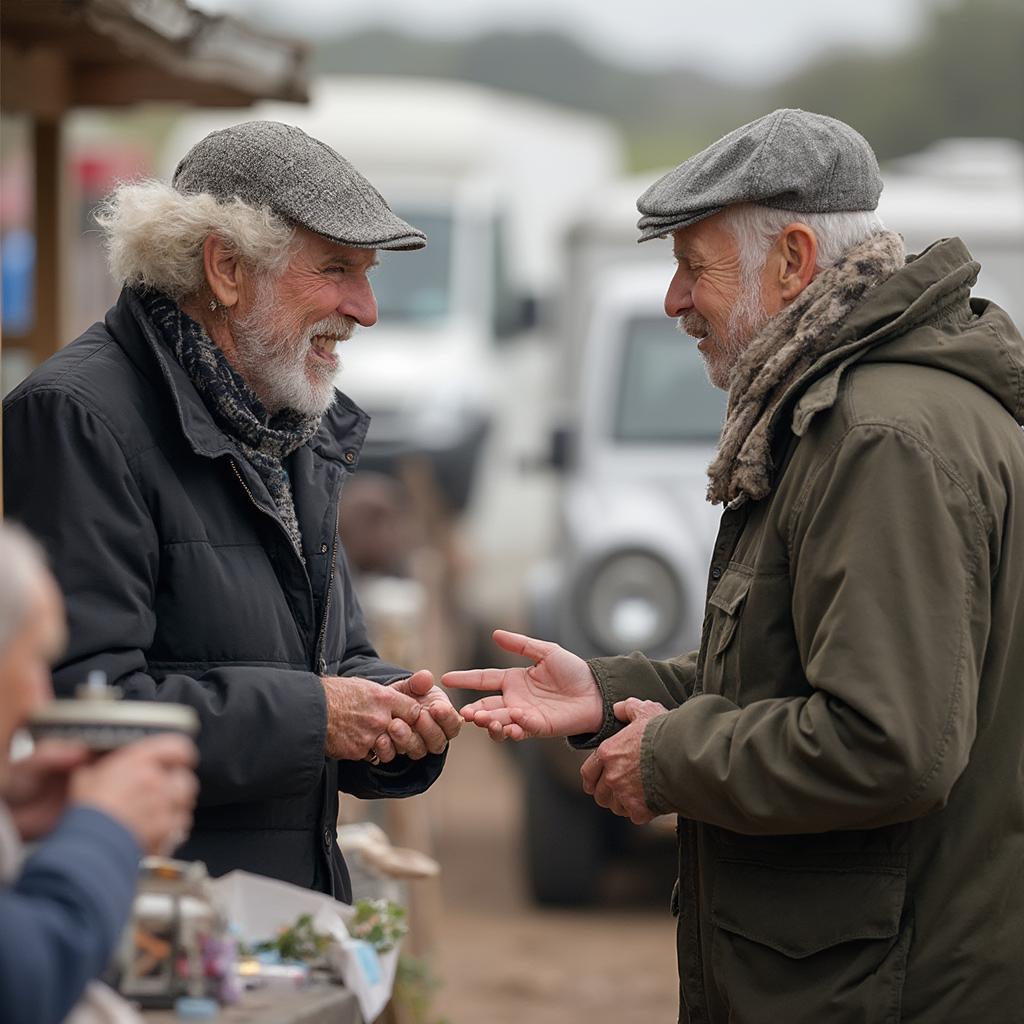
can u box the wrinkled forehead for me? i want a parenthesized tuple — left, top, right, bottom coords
(671, 215, 736, 262)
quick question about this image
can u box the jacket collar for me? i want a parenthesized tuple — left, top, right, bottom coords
(784, 238, 981, 438)
(107, 287, 371, 468)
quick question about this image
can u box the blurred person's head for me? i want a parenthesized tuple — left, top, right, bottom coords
(636, 110, 887, 390)
(95, 121, 426, 418)
(339, 473, 417, 576)
(0, 524, 66, 779)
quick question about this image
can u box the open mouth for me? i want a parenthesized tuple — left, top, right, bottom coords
(309, 334, 342, 365)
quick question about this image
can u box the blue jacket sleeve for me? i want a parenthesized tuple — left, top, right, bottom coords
(0, 806, 141, 1024)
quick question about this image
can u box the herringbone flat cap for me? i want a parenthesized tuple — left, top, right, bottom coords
(173, 120, 426, 251)
(636, 109, 882, 242)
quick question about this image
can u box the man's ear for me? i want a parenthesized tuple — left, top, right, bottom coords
(202, 234, 241, 309)
(776, 223, 818, 302)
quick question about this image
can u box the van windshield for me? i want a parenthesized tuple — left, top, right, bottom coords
(371, 210, 453, 323)
(615, 316, 727, 442)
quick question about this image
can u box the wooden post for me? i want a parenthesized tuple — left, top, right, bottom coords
(27, 116, 62, 366)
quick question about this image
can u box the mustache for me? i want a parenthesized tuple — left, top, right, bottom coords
(302, 315, 357, 343)
(678, 312, 712, 339)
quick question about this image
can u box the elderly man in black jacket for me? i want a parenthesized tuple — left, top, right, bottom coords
(2, 121, 460, 900)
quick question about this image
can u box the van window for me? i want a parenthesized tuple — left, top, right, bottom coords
(372, 210, 453, 324)
(615, 316, 726, 442)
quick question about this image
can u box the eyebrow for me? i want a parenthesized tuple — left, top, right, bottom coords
(319, 253, 380, 270)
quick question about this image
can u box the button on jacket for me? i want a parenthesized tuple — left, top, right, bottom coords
(3, 288, 445, 900)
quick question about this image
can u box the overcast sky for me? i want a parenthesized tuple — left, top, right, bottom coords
(193, 0, 931, 82)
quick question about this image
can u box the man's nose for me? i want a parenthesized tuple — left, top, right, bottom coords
(664, 268, 693, 319)
(339, 279, 378, 328)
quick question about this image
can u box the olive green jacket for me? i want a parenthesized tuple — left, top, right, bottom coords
(583, 239, 1024, 1023)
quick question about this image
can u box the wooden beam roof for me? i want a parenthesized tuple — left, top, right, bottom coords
(1, 0, 309, 114)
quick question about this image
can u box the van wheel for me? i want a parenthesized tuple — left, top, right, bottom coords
(523, 745, 605, 906)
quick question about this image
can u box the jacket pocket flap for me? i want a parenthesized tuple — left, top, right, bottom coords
(712, 859, 905, 959)
(707, 569, 753, 616)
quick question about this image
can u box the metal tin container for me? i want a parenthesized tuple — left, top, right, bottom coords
(27, 672, 199, 750)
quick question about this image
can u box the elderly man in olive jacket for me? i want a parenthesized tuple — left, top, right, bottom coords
(449, 110, 1024, 1022)
(3, 122, 460, 900)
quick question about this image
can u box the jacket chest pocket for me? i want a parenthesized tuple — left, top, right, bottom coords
(702, 567, 752, 700)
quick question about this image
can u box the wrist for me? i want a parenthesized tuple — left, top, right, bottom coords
(583, 689, 605, 734)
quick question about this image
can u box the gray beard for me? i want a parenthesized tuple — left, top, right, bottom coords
(231, 279, 355, 417)
(679, 289, 771, 391)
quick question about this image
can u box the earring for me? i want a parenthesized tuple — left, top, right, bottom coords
(209, 299, 219, 312)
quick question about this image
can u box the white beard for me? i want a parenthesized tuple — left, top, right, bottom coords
(231, 277, 355, 417)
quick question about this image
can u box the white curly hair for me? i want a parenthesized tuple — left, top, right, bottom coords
(94, 180, 295, 301)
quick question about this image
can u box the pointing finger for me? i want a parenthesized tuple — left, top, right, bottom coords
(442, 667, 511, 692)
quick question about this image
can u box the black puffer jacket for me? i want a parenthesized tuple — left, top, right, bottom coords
(3, 288, 445, 900)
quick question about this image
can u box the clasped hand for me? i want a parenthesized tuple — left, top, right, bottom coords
(321, 670, 461, 763)
(581, 698, 668, 825)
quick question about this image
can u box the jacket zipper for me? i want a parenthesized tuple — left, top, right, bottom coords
(314, 507, 340, 675)
(230, 458, 279, 524)
(229, 459, 339, 676)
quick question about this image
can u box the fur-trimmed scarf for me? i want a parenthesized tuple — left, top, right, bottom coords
(142, 291, 320, 561)
(707, 230, 906, 507)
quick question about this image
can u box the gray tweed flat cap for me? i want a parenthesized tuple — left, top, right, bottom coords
(173, 120, 426, 251)
(636, 108, 882, 242)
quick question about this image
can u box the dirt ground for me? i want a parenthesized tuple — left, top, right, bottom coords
(394, 727, 681, 1024)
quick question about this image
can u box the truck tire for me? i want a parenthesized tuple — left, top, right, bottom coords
(522, 744, 605, 906)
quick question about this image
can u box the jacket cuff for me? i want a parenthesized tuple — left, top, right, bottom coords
(293, 671, 330, 795)
(639, 712, 674, 816)
(339, 748, 447, 799)
(566, 660, 621, 749)
(569, 655, 681, 749)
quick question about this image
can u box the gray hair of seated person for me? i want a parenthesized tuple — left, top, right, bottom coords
(0, 523, 48, 653)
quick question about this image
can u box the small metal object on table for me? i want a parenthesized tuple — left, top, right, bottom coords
(141, 983, 362, 1024)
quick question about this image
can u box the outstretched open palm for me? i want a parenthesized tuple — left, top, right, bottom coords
(442, 630, 603, 741)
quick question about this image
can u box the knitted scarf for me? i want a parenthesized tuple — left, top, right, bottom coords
(706, 230, 906, 507)
(143, 291, 320, 560)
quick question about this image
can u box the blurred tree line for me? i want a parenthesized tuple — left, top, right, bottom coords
(771, 0, 1023, 161)
(313, 0, 1023, 170)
